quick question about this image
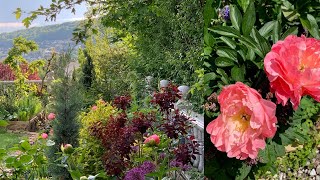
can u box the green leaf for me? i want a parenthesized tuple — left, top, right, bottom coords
(251, 28, 271, 56)
(273, 142, 285, 157)
(231, 65, 245, 82)
(246, 48, 255, 61)
(20, 155, 32, 164)
(259, 21, 275, 38)
(70, 170, 82, 179)
(235, 162, 251, 180)
(241, 1, 256, 36)
(22, 17, 31, 28)
(204, 0, 216, 27)
(205, 32, 215, 47)
(272, 20, 281, 43)
(209, 26, 241, 38)
(216, 68, 229, 84)
(216, 48, 238, 61)
(238, 36, 264, 58)
(219, 36, 237, 49)
(237, 0, 250, 11)
(204, 61, 212, 68)
(204, 72, 217, 82)
(281, 26, 298, 40)
(230, 5, 242, 31)
(20, 140, 31, 151)
(306, 14, 320, 39)
(5, 157, 16, 165)
(15, 8, 22, 19)
(0, 120, 8, 127)
(204, 46, 213, 56)
(281, 1, 299, 21)
(215, 57, 235, 67)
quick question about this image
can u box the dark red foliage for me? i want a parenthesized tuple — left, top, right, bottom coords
(173, 138, 200, 166)
(132, 112, 156, 134)
(0, 62, 40, 81)
(160, 110, 191, 139)
(90, 113, 137, 176)
(151, 83, 181, 114)
(113, 95, 132, 110)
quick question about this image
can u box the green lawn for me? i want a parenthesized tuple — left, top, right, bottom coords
(0, 128, 25, 149)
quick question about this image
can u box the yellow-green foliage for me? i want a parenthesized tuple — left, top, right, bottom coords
(79, 99, 118, 143)
(78, 99, 119, 174)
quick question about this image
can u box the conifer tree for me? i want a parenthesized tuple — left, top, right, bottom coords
(47, 52, 84, 180)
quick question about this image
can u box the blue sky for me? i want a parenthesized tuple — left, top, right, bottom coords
(0, 0, 87, 33)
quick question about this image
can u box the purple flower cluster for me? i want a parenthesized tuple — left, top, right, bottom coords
(220, 5, 230, 20)
(170, 159, 192, 171)
(124, 161, 156, 180)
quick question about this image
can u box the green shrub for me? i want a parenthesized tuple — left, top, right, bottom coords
(78, 100, 119, 175)
(15, 94, 42, 121)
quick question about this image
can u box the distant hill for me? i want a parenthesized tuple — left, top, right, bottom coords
(0, 21, 83, 60)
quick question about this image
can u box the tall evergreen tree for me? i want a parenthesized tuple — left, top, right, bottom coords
(47, 52, 84, 180)
(80, 49, 95, 90)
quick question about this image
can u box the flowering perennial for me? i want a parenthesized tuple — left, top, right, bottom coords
(264, 35, 320, 109)
(206, 82, 277, 160)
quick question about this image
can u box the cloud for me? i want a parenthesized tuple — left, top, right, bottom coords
(0, 22, 24, 28)
(57, 17, 85, 23)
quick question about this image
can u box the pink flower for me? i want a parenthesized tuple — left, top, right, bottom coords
(206, 82, 277, 160)
(92, 105, 98, 111)
(144, 134, 160, 146)
(48, 113, 56, 120)
(41, 133, 48, 139)
(264, 35, 320, 110)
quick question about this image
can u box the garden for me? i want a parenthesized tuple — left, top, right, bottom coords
(0, 0, 204, 179)
(3, 0, 320, 179)
(204, 0, 320, 179)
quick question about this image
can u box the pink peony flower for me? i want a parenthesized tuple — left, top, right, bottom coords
(144, 134, 160, 146)
(264, 35, 320, 110)
(92, 105, 98, 111)
(48, 113, 56, 120)
(206, 82, 277, 160)
(41, 133, 48, 139)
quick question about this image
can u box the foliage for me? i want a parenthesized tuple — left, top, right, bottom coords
(0, 62, 40, 81)
(84, 29, 132, 101)
(46, 52, 84, 179)
(76, 83, 199, 178)
(15, 94, 42, 121)
(204, 0, 320, 178)
(78, 100, 119, 175)
(4, 37, 45, 94)
(16, 0, 204, 112)
(54, 146, 111, 180)
(78, 48, 95, 90)
(0, 135, 52, 179)
(0, 85, 18, 120)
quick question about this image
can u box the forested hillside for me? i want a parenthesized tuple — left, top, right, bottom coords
(0, 21, 82, 60)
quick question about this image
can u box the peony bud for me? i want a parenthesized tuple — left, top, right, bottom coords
(144, 134, 160, 146)
(41, 133, 48, 139)
(61, 144, 74, 154)
(48, 113, 56, 120)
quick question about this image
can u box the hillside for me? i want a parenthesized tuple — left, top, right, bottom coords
(0, 21, 83, 60)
